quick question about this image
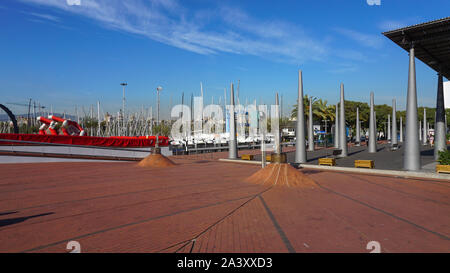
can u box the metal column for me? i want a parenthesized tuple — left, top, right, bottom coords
(334, 103, 339, 148)
(419, 121, 422, 141)
(423, 108, 427, 145)
(228, 82, 238, 159)
(356, 107, 360, 146)
(399, 116, 403, 143)
(275, 92, 281, 155)
(308, 98, 314, 151)
(434, 72, 447, 159)
(392, 99, 398, 147)
(387, 114, 391, 142)
(295, 70, 307, 163)
(368, 92, 377, 153)
(338, 83, 348, 157)
(403, 46, 421, 171)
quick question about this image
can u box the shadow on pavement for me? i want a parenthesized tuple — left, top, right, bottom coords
(0, 212, 54, 228)
(0, 211, 18, 217)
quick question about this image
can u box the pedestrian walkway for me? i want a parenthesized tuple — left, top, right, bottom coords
(251, 142, 444, 172)
(0, 158, 448, 252)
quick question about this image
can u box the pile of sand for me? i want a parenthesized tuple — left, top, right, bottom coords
(245, 163, 317, 189)
(138, 154, 176, 168)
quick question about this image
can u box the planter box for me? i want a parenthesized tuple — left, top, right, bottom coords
(436, 164, 450, 174)
(354, 160, 374, 169)
(318, 158, 336, 166)
(241, 154, 254, 161)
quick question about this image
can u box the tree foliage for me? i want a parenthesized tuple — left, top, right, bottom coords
(291, 95, 336, 123)
(290, 97, 450, 136)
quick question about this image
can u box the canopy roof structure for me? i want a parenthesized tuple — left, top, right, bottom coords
(383, 17, 450, 80)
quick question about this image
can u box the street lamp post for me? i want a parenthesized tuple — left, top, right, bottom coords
(156, 86, 163, 134)
(322, 119, 329, 148)
(322, 119, 329, 134)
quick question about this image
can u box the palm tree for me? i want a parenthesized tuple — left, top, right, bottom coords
(291, 94, 316, 119)
(291, 95, 335, 122)
(313, 99, 335, 122)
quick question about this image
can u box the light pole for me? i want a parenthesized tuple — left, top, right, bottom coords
(322, 119, 329, 134)
(322, 119, 329, 148)
(334, 103, 339, 148)
(383, 121, 388, 140)
(260, 110, 267, 168)
(120, 82, 127, 136)
(392, 99, 398, 148)
(156, 86, 163, 134)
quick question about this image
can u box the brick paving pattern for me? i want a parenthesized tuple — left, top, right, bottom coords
(0, 156, 448, 253)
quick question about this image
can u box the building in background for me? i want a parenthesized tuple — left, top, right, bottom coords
(444, 81, 450, 109)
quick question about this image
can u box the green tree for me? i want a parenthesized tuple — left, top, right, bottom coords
(291, 95, 335, 122)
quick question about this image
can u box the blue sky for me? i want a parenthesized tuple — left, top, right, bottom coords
(0, 0, 449, 118)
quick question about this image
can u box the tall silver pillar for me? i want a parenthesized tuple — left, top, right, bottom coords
(387, 114, 391, 142)
(392, 99, 398, 146)
(434, 72, 447, 159)
(334, 103, 339, 148)
(403, 46, 421, 171)
(399, 116, 403, 143)
(419, 121, 422, 141)
(423, 108, 427, 145)
(368, 92, 377, 153)
(356, 107, 360, 146)
(308, 98, 314, 151)
(338, 83, 348, 157)
(275, 92, 281, 154)
(228, 82, 238, 159)
(375, 111, 377, 140)
(295, 70, 307, 163)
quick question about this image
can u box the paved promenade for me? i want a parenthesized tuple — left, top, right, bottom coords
(0, 157, 448, 253)
(249, 142, 444, 171)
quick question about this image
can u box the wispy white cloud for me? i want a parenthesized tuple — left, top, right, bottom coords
(334, 27, 383, 49)
(18, 0, 373, 68)
(18, 0, 331, 64)
(24, 11, 60, 22)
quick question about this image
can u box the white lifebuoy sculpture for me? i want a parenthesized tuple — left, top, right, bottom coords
(36, 115, 85, 136)
(37, 116, 58, 135)
(49, 115, 85, 136)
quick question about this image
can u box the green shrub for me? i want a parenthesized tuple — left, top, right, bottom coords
(437, 150, 450, 165)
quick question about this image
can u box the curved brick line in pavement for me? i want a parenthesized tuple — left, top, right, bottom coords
(1, 179, 245, 212)
(0, 183, 262, 234)
(20, 194, 258, 253)
(166, 186, 274, 253)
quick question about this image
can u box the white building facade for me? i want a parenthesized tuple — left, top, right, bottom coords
(444, 81, 450, 109)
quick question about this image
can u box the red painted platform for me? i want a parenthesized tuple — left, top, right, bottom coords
(0, 133, 169, 147)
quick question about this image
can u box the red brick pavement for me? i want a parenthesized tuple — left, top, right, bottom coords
(0, 157, 448, 253)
